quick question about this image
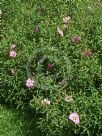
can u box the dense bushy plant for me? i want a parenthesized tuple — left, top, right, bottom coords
(1, 0, 102, 135)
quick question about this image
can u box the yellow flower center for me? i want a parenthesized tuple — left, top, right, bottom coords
(73, 116, 78, 121)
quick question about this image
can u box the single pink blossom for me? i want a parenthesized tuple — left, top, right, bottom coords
(63, 16, 71, 24)
(71, 35, 81, 43)
(59, 79, 67, 85)
(63, 24, 68, 29)
(47, 63, 53, 70)
(41, 98, 51, 105)
(10, 44, 16, 49)
(64, 96, 74, 102)
(11, 69, 16, 75)
(9, 50, 16, 58)
(83, 51, 92, 57)
(69, 112, 80, 124)
(57, 27, 64, 37)
(26, 78, 35, 88)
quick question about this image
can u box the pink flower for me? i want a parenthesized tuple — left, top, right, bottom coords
(10, 44, 16, 49)
(47, 63, 53, 70)
(26, 78, 35, 88)
(63, 16, 71, 24)
(34, 26, 40, 33)
(59, 79, 67, 85)
(83, 51, 92, 57)
(69, 112, 80, 124)
(11, 69, 16, 75)
(71, 35, 81, 43)
(64, 96, 74, 102)
(57, 27, 64, 37)
(63, 24, 68, 29)
(41, 98, 51, 105)
(9, 51, 16, 58)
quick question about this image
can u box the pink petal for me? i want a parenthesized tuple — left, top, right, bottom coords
(57, 27, 64, 37)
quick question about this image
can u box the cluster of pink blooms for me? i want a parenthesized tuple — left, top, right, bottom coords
(57, 16, 92, 58)
(9, 43, 16, 58)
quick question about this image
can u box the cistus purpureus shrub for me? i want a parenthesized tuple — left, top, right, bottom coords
(1, 0, 102, 136)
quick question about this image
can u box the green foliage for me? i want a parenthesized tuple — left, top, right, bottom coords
(30, 91, 102, 136)
(0, 105, 40, 136)
(1, 0, 102, 136)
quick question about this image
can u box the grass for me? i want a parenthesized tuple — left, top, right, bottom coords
(0, 105, 41, 136)
(1, 0, 102, 136)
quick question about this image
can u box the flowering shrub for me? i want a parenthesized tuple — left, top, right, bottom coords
(1, 0, 102, 136)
